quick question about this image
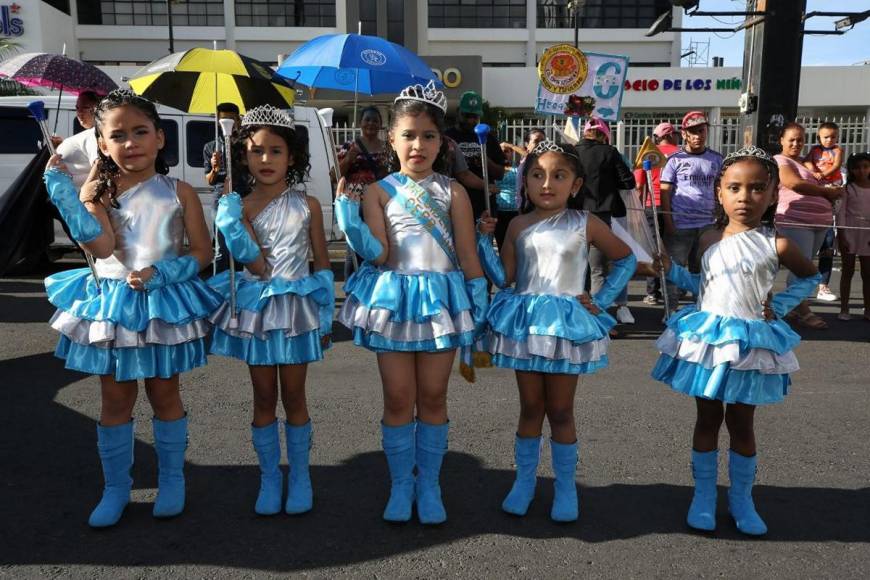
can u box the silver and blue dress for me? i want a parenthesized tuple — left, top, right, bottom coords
(338, 173, 476, 352)
(208, 186, 334, 365)
(45, 174, 221, 381)
(652, 227, 802, 405)
(486, 209, 613, 374)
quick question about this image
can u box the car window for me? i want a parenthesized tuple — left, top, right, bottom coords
(160, 119, 179, 167)
(0, 107, 43, 154)
(186, 120, 214, 168)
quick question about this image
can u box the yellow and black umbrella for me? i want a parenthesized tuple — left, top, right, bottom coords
(128, 47, 295, 114)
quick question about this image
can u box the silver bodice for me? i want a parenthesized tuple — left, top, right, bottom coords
(249, 185, 311, 281)
(384, 173, 456, 273)
(94, 174, 184, 279)
(697, 227, 778, 320)
(515, 210, 589, 297)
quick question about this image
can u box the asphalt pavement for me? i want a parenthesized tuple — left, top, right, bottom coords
(1, 259, 867, 579)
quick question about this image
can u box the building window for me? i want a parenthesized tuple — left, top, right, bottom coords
(358, 0, 377, 35)
(387, 0, 404, 46)
(429, 0, 527, 29)
(44, 0, 71, 15)
(235, 0, 336, 27)
(77, 0, 225, 26)
(537, 0, 668, 29)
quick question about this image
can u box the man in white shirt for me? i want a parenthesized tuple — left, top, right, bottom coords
(55, 91, 101, 187)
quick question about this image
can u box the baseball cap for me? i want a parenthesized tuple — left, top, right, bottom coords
(458, 91, 483, 116)
(653, 122, 676, 138)
(583, 117, 611, 142)
(681, 111, 708, 130)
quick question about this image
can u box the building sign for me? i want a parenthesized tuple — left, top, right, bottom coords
(535, 45, 629, 122)
(423, 56, 482, 102)
(0, 3, 22, 37)
(624, 77, 742, 92)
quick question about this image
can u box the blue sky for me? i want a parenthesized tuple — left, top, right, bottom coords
(678, 0, 870, 67)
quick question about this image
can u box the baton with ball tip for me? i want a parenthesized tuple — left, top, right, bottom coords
(642, 158, 671, 319)
(474, 123, 493, 216)
(218, 117, 240, 330)
(28, 100, 102, 292)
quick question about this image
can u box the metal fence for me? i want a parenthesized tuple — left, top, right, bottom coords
(328, 114, 868, 163)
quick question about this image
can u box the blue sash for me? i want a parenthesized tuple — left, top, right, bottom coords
(380, 173, 459, 268)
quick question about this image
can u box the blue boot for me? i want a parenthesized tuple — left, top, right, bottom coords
(381, 421, 415, 522)
(152, 415, 188, 518)
(251, 421, 283, 516)
(687, 449, 718, 531)
(502, 435, 541, 516)
(284, 421, 313, 514)
(415, 421, 448, 525)
(88, 421, 134, 528)
(550, 439, 578, 522)
(728, 450, 767, 536)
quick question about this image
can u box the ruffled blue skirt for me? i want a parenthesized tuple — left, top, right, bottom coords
(485, 289, 614, 375)
(651, 306, 801, 405)
(207, 271, 330, 366)
(44, 268, 222, 381)
(338, 263, 475, 352)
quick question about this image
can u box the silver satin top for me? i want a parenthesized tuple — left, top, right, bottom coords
(515, 209, 589, 297)
(384, 173, 456, 273)
(94, 174, 184, 279)
(248, 185, 311, 281)
(698, 227, 778, 320)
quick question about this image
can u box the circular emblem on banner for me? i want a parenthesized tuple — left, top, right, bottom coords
(360, 49, 387, 67)
(538, 44, 588, 94)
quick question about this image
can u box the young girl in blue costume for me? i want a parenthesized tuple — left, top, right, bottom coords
(651, 146, 821, 536)
(335, 80, 488, 525)
(43, 90, 220, 528)
(208, 105, 334, 516)
(477, 140, 636, 522)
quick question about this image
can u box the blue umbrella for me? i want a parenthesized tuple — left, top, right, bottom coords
(276, 33, 441, 124)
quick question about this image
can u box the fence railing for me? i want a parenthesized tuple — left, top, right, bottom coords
(328, 114, 869, 163)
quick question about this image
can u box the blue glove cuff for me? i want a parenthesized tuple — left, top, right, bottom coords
(466, 276, 489, 339)
(44, 168, 102, 243)
(144, 255, 200, 290)
(215, 192, 260, 263)
(476, 233, 507, 289)
(335, 197, 384, 262)
(592, 253, 637, 311)
(665, 262, 701, 296)
(771, 272, 822, 318)
(312, 269, 336, 337)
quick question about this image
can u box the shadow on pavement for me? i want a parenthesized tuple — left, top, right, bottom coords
(1, 351, 868, 571)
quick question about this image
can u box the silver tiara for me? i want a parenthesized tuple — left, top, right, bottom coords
(394, 80, 447, 113)
(530, 139, 577, 157)
(241, 104, 295, 129)
(724, 145, 776, 166)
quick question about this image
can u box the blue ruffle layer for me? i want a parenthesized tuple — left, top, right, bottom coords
(207, 270, 332, 312)
(491, 353, 609, 375)
(664, 305, 800, 355)
(343, 263, 472, 323)
(652, 354, 789, 405)
(348, 327, 474, 353)
(45, 268, 222, 328)
(487, 289, 615, 341)
(55, 335, 208, 381)
(211, 328, 323, 366)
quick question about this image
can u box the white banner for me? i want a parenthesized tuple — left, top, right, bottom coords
(535, 49, 630, 122)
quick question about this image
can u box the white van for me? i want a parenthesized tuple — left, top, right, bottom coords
(0, 96, 341, 251)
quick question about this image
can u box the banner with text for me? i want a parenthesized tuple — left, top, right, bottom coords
(535, 45, 629, 122)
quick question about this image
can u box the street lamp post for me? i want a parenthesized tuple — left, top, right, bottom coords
(167, 0, 175, 54)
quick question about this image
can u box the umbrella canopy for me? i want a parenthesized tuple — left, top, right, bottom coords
(128, 48, 295, 114)
(0, 52, 117, 95)
(276, 34, 440, 96)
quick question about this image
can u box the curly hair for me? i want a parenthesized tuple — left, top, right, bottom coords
(712, 155, 780, 229)
(386, 99, 450, 174)
(234, 123, 310, 189)
(92, 90, 169, 208)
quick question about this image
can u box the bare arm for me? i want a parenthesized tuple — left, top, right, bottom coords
(307, 195, 331, 272)
(776, 234, 819, 279)
(500, 216, 523, 286)
(177, 181, 215, 269)
(778, 161, 841, 199)
(78, 181, 116, 259)
(449, 181, 485, 280)
(660, 181, 676, 234)
(586, 213, 632, 262)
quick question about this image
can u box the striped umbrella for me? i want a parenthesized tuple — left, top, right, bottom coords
(128, 48, 295, 114)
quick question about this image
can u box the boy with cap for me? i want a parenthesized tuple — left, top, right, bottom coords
(659, 111, 723, 316)
(635, 122, 680, 304)
(446, 90, 505, 220)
